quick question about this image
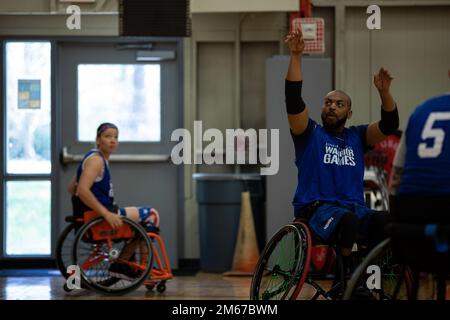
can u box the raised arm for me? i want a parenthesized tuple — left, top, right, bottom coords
(366, 67, 399, 145)
(285, 29, 309, 135)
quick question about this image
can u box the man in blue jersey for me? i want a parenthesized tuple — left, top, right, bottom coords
(389, 71, 450, 223)
(386, 75, 450, 291)
(284, 29, 399, 264)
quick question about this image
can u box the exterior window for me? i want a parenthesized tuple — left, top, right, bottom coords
(77, 64, 161, 142)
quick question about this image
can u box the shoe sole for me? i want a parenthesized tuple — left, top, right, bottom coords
(97, 277, 121, 287)
(108, 271, 135, 281)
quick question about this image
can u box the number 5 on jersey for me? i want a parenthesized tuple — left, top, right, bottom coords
(418, 112, 450, 158)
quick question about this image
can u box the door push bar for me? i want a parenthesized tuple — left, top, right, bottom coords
(61, 146, 171, 164)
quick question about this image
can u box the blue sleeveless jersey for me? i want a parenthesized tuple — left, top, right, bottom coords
(399, 94, 450, 195)
(76, 149, 115, 208)
(291, 119, 369, 213)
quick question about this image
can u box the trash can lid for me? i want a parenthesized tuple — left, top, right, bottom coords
(192, 173, 261, 181)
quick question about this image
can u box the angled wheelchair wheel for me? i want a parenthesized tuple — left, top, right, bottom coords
(250, 222, 311, 300)
(343, 238, 413, 300)
(56, 223, 78, 279)
(73, 217, 153, 295)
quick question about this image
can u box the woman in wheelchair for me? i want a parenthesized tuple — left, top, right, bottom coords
(67, 122, 160, 282)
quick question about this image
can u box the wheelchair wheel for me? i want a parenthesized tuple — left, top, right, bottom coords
(73, 217, 153, 295)
(343, 238, 413, 300)
(56, 223, 78, 279)
(250, 222, 311, 300)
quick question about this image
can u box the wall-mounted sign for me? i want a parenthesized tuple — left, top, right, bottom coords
(18, 79, 41, 109)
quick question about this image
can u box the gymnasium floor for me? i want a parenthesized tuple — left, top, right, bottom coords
(0, 271, 447, 300)
(0, 272, 334, 300)
(0, 272, 250, 300)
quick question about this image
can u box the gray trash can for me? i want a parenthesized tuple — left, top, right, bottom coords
(194, 173, 265, 272)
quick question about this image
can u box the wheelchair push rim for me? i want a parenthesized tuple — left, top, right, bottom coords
(56, 223, 78, 279)
(250, 222, 311, 300)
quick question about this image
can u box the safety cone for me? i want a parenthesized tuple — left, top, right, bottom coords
(224, 191, 260, 276)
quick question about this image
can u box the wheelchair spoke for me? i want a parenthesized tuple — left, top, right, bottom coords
(264, 265, 295, 280)
(343, 238, 413, 300)
(262, 279, 293, 300)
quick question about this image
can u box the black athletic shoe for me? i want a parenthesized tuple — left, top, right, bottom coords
(140, 222, 160, 234)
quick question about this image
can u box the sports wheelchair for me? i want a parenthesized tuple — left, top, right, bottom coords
(344, 196, 450, 300)
(56, 210, 173, 295)
(250, 151, 413, 300)
(250, 217, 413, 300)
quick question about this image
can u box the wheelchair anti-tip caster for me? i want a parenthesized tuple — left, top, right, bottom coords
(157, 281, 166, 293)
(145, 281, 166, 293)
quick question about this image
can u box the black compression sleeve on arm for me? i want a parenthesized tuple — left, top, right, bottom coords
(285, 79, 306, 115)
(378, 106, 399, 136)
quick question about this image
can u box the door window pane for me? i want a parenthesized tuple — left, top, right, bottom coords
(5, 181, 51, 256)
(77, 64, 161, 142)
(5, 42, 51, 174)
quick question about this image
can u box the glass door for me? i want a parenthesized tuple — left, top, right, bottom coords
(58, 41, 182, 269)
(1, 41, 53, 258)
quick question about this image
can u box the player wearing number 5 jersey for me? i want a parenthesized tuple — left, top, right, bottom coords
(389, 72, 450, 227)
(390, 93, 450, 195)
(387, 78, 450, 287)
